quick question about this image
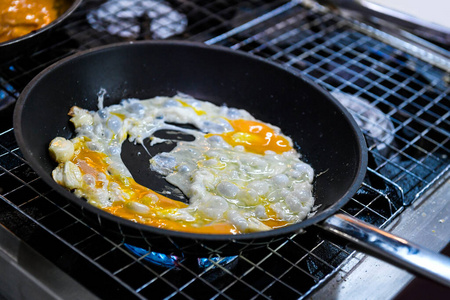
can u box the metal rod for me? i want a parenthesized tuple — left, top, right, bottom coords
(322, 213, 450, 287)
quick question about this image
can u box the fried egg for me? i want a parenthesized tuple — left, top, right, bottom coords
(49, 93, 315, 234)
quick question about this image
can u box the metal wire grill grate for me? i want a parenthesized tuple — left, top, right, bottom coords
(0, 1, 448, 299)
(205, 2, 449, 205)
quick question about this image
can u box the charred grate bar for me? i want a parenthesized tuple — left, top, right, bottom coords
(0, 0, 449, 299)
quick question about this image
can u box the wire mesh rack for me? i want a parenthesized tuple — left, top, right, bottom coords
(0, 0, 449, 299)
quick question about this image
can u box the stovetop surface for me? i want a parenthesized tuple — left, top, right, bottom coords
(0, 1, 449, 299)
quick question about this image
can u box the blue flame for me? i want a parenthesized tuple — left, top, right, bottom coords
(124, 244, 183, 267)
(124, 243, 238, 269)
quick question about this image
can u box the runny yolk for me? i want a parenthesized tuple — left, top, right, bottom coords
(71, 144, 238, 234)
(261, 206, 289, 229)
(67, 118, 294, 235)
(207, 119, 293, 155)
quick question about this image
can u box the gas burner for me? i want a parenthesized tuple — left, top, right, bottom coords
(87, 0, 187, 40)
(124, 243, 238, 269)
(331, 91, 395, 156)
(0, 77, 18, 111)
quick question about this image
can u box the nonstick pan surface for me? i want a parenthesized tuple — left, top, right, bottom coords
(14, 41, 367, 255)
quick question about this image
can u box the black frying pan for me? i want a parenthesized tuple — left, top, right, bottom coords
(13, 41, 450, 286)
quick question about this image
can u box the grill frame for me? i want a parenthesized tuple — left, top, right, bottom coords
(0, 0, 449, 299)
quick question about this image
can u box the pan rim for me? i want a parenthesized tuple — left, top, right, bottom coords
(14, 40, 368, 242)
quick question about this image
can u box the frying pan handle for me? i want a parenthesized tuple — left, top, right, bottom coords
(322, 213, 450, 287)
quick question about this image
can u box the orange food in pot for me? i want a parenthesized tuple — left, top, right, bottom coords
(0, 0, 58, 43)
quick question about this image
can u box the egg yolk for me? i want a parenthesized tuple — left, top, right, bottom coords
(70, 141, 289, 234)
(71, 143, 240, 234)
(207, 119, 293, 155)
(176, 99, 206, 115)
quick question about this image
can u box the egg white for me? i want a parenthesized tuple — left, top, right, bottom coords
(49, 93, 315, 233)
